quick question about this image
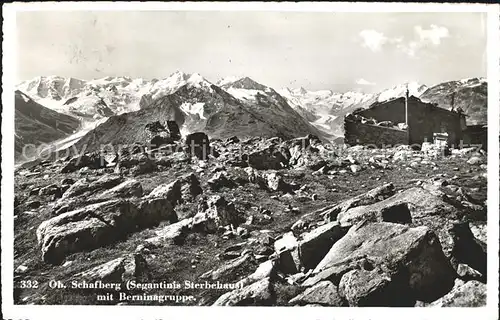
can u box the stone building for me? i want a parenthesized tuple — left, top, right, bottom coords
(344, 95, 467, 148)
(463, 124, 487, 150)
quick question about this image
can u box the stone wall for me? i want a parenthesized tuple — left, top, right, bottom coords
(463, 125, 487, 150)
(354, 96, 464, 147)
(344, 119, 408, 147)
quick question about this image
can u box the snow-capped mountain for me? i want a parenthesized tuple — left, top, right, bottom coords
(377, 82, 428, 102)
(70, 75, 325, 154)
(15, 71, 216, 122)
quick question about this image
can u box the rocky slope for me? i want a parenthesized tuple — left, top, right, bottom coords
(14, 130, 487, 306)
(14, 90, 81, 161)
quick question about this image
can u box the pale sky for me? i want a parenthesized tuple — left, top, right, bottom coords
(16, 11, 487, 92)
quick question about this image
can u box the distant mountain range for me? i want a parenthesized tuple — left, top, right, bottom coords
(15, 73, 487, 161)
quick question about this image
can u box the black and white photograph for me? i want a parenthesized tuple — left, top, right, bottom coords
(1, 2, 499, 319)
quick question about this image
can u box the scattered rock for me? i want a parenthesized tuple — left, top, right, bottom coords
(38, 184, 62, 198)
(192, 195, 244, 233)
(466, 156, 484, 165)
(248, 145, 288, 170)
(350, 164, 362, 173)
(265, 171, 293, 192)
(207, 171, 237, 191)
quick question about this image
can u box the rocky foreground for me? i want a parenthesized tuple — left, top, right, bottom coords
(14, 133, 487, 306)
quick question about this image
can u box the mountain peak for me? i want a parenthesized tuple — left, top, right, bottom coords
(223, 76, 267, 91)
(216, 76, 243, 87)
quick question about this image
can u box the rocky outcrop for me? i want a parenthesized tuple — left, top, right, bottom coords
(304, 222, 456, 304)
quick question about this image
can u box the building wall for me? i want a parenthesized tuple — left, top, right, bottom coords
(355, 96, 464, 147)
(406, 101, 464, 147)
(344, 119, 408, 147)
(463, 126, 487, 150)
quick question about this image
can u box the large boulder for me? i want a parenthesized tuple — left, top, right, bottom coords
(304, 221, 456, 303)
(136, 197, 177, 227)
(200, 254, 254, 282)
(37, 200, 139, 264)
(337, 201, 412, 227)
(335, 187, 459, 252)
(36, 199, 175, 264)
(207, 171, 237, 191)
